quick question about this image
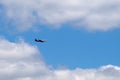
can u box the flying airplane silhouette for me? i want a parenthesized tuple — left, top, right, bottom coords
(35, 38, 46, 42)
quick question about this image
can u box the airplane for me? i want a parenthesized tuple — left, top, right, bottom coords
(35, 38, 46, 43)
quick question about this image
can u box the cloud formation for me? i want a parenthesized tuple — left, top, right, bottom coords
(0, 0, 120, 31)
(0, 38, 120, 80)
(0, 38, 51, 80)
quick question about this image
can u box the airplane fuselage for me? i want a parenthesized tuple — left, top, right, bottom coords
(35, 39, 45, 42)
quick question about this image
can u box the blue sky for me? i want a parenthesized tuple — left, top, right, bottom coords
(0, 0, 120, 80)
(1, 24, 120, 69)
(40, 27, 120, 68)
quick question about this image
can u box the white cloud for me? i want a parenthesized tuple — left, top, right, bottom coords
(54, 66, 120, 80)
(0, 38, 120, 80)
(0, 0, 120, 31)
(0, 38, 51, 80)
(0, 39, 39, 59)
